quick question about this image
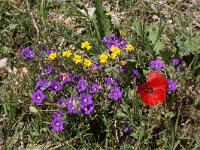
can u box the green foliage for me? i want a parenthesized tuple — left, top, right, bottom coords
(0, 0, 199, 149)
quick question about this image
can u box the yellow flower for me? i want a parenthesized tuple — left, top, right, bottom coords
(72, 54, 82, 64)
(109, 52, 118, 60)
(81, 41, 92, 50)
(48, 52, 57, 60)
(119, 29, 126, 37)
(105, 12, 111, 16)
(110, 46, 121, 54)
(62, 50, 72, 57)
(83, 59, 92, 67)
(86, 45, 92, 50)
(99, 53, 109, 63)
(119, 60, 126, 66)
(125, 44, 134, 52)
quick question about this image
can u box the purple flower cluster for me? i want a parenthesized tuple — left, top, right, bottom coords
(50, 110, 64, 131)
(167, 79, 177, 92)
(104, 76, 119, 86)
(20, 46, 36, 59)
(65, 97, 79, 114)
(65, 93, 95, 115)
(149, 59, 164, 71)
(64, 78, 100, 115)
(101, 33, 127, 49)
(79, 93, 94, 115)
(104, 76, 123, 101)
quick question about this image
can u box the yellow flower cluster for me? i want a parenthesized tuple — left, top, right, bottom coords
(62, 48, 93, 67)
(48, 41, 135, 67)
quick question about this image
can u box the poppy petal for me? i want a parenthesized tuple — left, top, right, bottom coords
(147, 71, 167, 90)
(154, 89, 166, 103)
(140, 92, 158, 106)
(137, 83, 147, 94)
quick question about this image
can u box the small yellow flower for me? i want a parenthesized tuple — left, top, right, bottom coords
(119, 60, 126, 66)
(81, 41, 92, 50)
(72, 54, 82, 64)
(48, 52, 57, 60)
(83, 59, 92, 67)
(110, 46, 121, 54)
(119, 29, 126, 37)
(125, 44, 134, 52)
(109, 52, 118, 60)
(86, 45, 92, 50)
(105, 12, 111, 16)
(99, 53, 109, 63)
(62, 50, 72, 57)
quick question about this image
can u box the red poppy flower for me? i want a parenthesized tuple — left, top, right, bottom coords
(137, 71, 167, 106)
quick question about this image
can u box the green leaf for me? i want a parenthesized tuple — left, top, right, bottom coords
(94, 0, 111, 39)
(117, 109, 127, 118)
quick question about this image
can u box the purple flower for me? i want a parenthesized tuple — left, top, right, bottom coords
(149, 59, 164, 71)
(80, 104, 94, 115)
(58, 72, 71, 83)
(39, 44, 46, 51)
(67, 104, 79, 114)
(106, 40, 118, 49)
(50, 118, 64, 131)
(44, 65, 52, 74)
(108, 87, 123, 101)
(119, 65, 127, 73)
(89, 83, 100, 93)
(101, 34, 127, 49)
(65, 97, 79, 114)
(35, 79, 50, 90)
(131, 69, 139, 77)
(65, 97, 76, 105)
(47, 49, 56, 55)
(32, 90, 46, 104)
(20, 46, 35, 59)
(118, 37, 127, 48)
(101, 36, 108, 43)
(178, 61, 186, 71)
(104, 77, 119, 86)
(72, 74, 81, 82)
(170, 58, 179, 65)
(79, 93, 93, 105)
(49, 81, 62, 92)
(90, 63, 100, 70)
(52, 110, 63, 119)
(124, 123, 132, 134)
(167, 79, 177, 92)
(76, 79, 87, 93)
(57, 96, 65, 105)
